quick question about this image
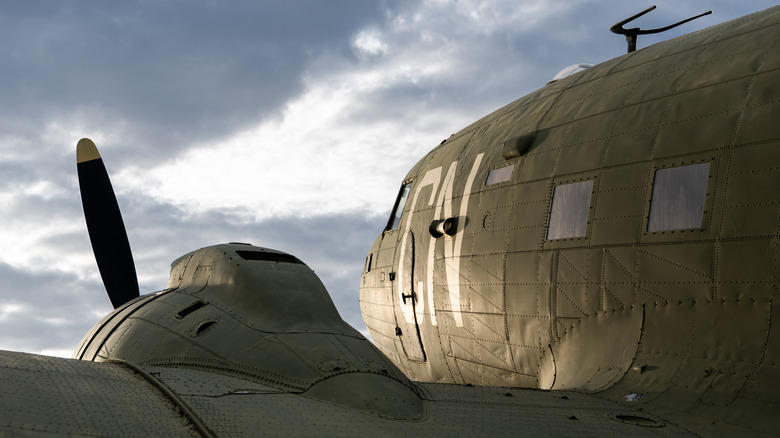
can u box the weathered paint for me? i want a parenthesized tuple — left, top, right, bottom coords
(361, 6, 780, 435)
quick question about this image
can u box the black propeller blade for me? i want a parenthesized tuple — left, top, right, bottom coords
(76, 138, 140, 309)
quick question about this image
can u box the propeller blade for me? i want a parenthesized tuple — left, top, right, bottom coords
(76, 138, 139, 309)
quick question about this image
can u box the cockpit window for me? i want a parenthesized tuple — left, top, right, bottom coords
(647, 163, 710, 232)
(386, 183, 412, 231)
(547, 180, 594, 240)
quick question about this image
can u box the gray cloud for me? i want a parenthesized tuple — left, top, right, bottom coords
(0, 1, 384, 164)
(0, 260, 105, 354)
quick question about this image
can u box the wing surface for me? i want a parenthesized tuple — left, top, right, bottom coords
(0, 349, 701, 437)
(0, 350, 197, 436)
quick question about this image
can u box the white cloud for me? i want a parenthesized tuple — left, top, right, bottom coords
(0, 304, 26, 320)
(352, 28, 389, 57)
(122, 47, 467, 221)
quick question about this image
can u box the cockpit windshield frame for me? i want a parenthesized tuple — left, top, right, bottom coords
(385, 182, 412, 231)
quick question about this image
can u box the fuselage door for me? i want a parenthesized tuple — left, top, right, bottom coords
(393, 229, 426, 361)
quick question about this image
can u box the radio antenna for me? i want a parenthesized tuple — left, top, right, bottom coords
(611, 6, 712, 53)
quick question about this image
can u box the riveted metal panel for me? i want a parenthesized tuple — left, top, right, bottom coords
(0, 351, 195, 437)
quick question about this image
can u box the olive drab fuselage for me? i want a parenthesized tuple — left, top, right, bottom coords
(360, 6, 780, 428)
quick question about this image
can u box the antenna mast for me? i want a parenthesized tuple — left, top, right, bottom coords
(611, 5, 712, 53)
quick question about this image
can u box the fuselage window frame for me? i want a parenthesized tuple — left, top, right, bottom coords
(485, 164, 515, 186)
(647, 162, 711, 233)
(546, 179, 595, 240)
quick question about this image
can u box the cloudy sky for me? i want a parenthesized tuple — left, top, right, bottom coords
(0, 1, 774, 358)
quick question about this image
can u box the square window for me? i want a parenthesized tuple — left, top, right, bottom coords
(485, 165, 514, 185)
(647, 163, 710, 232)
(547, 180, 594, 240)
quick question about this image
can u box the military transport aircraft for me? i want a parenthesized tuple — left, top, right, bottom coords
(1, 5, 779, 437)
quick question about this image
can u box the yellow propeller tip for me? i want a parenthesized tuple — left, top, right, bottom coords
(76, 138, 101, 163)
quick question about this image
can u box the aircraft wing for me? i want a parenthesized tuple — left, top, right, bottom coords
(0, 349, 195, 436)
(0, 348, 701, 437)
